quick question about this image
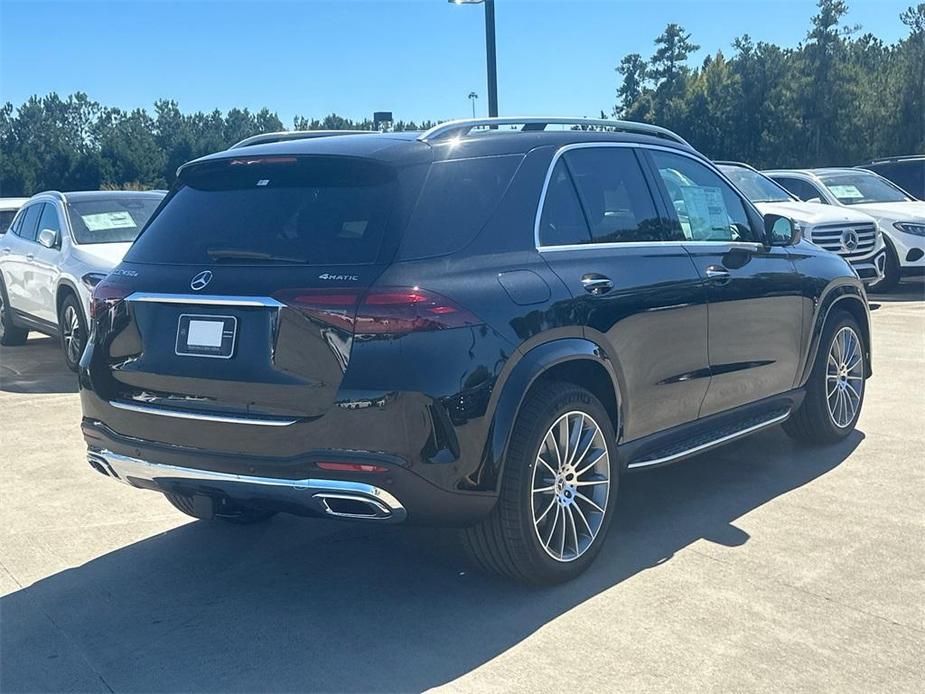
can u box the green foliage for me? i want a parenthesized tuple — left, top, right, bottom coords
(614, 0, 925, 167)
(0, 97, 432, 196)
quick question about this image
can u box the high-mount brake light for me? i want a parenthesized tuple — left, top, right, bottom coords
(274, 287, 480, 335)
(228, 156, 298, 166)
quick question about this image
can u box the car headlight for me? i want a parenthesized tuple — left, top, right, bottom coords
(893, 221, 925, 237)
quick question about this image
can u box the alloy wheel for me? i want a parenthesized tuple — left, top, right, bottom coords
(531, 410, 611, 562)
(826, 326, 864, 428)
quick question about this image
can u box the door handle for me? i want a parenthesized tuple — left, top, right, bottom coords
(704, 266, 731, 282)
(25, 253, 34, 261)
(581, 274, 614, 295)
(0, 248, 10, 256)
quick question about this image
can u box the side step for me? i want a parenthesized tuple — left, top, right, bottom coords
(626, 408, 791, 470)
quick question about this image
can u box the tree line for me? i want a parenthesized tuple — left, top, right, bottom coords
(1, 0, 922, 197)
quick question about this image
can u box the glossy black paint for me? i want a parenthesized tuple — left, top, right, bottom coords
(80, 129, 871, 525)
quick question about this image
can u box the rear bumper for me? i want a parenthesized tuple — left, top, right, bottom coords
(81, 419, 497, 526)
(88, 448, 407, 522)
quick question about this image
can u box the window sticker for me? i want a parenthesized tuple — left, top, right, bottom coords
(679, 186, 731, 240)
(828, 185, 864, 200)
(81, 211, 137, 231)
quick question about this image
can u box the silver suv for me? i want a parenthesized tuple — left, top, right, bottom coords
(0, 190, 164, 369)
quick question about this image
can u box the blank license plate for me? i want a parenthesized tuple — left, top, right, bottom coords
(175, 314, 237, 359)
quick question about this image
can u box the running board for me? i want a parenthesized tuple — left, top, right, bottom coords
(626, 408, 791, 470)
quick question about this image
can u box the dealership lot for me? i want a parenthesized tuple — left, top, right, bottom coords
(0, 283, 922, 693)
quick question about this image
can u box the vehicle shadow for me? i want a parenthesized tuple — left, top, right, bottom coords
(0, 428, 862, 693)
(0, 337, 78, 394)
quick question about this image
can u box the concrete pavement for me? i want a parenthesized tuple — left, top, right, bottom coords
(1, 282, 923, 693)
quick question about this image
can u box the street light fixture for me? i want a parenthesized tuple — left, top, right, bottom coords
(468, 91, 479, 117)
(448, 0, 498, 118)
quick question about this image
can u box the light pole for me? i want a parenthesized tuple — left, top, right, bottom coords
(468, 91, 479, 117)
(449, 0, 498, 118)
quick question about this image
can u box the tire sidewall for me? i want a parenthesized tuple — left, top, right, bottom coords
(59, 294, 88, 371)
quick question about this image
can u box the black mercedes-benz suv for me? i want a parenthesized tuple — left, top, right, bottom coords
(80, 117, 871, 584)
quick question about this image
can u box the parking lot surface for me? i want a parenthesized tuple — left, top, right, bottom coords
(1, 283, 923, 693)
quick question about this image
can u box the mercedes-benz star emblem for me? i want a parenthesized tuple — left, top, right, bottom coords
(841, 230, 859, 253)
(190, 270, 213, 291)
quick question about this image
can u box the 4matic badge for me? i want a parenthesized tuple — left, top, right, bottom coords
(318, 273, 359, 281)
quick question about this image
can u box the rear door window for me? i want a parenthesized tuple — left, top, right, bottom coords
(538, 159, 591, 247)
(126, 156, 399, 266)
(564, 147, 676, 243)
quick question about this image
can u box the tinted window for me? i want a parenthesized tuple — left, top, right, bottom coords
(17, 204, 43, 241)
(37, 203, 61, 241)
(538, 159, 591, 246)
(127, 157, 397, 266)
(818, 171, 911, 205)
(718, 165, 792, 204)
(0, 210, 17, 235)
(867, 161, 924, 199)
(67, 196, 162, 244)
(565, 148, 675, 243)
(773, 176, 825, 203)
(651, 151, 756, 242)
(400, 155, 520, 258)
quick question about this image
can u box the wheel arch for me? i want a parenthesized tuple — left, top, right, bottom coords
(799, 284, 871, 386)
(477, 338, 623, 494)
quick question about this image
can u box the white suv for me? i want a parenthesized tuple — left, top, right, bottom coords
(717, 162, 886, 287)
(764, 167, 925, 291)
(0, 190, 164, 369)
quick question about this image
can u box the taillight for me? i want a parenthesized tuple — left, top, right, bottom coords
(90, 276, 133, 319)
(274, 287, 480, 335)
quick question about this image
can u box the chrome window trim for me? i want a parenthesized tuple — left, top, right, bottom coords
(109, 400, 298, 427)
(533, 142, 765, 252)
(125, 292, 284, 308)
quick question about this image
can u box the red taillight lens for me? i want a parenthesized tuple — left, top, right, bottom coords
(90, 276, 133, 319)
(275, 287, 480, 335)
(316, 462, 388, 473)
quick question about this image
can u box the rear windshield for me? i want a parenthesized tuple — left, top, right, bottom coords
(67, 197, 162, 244)
(126, 156, 398, 265)
(866, 161, 924, 200)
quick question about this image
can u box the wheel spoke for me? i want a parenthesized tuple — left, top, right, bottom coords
(535, 496, 556, 526)
(565, 413, 584, 467)
(544, 504, 561, 550)
(574, 476, 609, 487)
(572, 500, 594, 536)
(576, 491, 605, 514)
(533, 484, 556, 494)
(536, 455, 557, 478)
(566, 506, 580, 559)
(574, 450, 606, 478)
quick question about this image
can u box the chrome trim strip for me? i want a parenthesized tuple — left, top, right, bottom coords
(109, 400, 298, 427)
(532, 142, 765, 251)
(626, 410, 791, 470)
(126, 292, 284, 308)
(88, 449, 406, 520)
(418, 117, 691, 147)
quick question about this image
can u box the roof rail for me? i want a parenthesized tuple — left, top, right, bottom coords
(229, 130, 374, 149)
(417, 117, 691, 147)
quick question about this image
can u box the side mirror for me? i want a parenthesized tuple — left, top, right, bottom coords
(806, 197, 823, 204)
(765, 214, 800, 247)
(37, 228, 58, 249)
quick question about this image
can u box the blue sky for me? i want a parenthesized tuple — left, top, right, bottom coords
(0, 0, 913, 126)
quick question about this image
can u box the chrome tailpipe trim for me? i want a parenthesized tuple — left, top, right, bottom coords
(86, 449, 406, 522)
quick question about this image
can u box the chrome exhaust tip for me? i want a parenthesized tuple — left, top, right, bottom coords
(316, 493, 393, 520)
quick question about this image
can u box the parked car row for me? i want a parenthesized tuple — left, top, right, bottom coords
(0, 119, 918, 583)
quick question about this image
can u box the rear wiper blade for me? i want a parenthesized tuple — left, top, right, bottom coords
(206, 249, 308, 264)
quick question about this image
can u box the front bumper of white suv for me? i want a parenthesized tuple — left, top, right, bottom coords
(803, 221, 887, 287)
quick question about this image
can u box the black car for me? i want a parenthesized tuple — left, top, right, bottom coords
(80, 117, 871, 584)
(859, 156, 924, 200)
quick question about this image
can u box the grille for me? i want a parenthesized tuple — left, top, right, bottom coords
(809, 223, 878, 260)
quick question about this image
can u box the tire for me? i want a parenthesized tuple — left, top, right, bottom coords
(784, 311, 866, 444)
(58, 293, 88, 372)
(462, 381, 619, 584)
(165, 492, 277, 525)
(0, 278, 29, 346)
(876, 238, 901, 293)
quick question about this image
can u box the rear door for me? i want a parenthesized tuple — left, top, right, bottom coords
(537, 145, 710, 441)
(645, 149, 804, 416)
(1, 202, 43, 316)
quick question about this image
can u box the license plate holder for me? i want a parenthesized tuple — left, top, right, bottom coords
(175, 314, 237, 359)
